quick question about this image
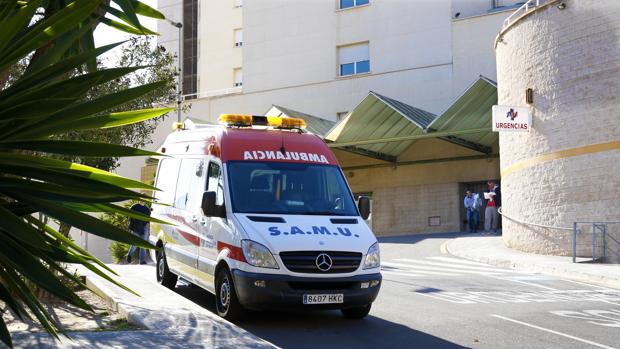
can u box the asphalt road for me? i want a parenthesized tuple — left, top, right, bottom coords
(175, 233, 620, 349)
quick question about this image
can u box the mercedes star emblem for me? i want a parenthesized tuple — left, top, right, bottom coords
(315, 253, 333, 272)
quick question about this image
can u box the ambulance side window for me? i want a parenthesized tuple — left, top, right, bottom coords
(207, 162, 224, 206)
(175, 159, 204, 211)
(186, 160, 206, 212)
(154, 158, 181, 205)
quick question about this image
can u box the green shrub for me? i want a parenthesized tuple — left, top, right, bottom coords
(109, 241, 134, 263)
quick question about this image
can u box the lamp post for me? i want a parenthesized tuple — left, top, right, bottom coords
(167, 19, 183, 123)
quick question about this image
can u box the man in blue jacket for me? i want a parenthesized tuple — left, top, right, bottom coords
(464, 190, 478, 233)
(126, 201, 151, 265)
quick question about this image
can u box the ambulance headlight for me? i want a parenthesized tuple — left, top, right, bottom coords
(241, 240, 279, 269)
(363, 242, 380, 269)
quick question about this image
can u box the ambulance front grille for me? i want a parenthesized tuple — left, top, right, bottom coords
(279, 251, 362, 274)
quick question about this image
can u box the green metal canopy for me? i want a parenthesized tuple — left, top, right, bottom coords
(266, 105, 335, 137)
(325, 76, 498, 162)
(427, 76, 498, 153)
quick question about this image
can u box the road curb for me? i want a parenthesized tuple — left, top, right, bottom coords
(80, 266, 280, 349)
(445, 238, 620, 290)
(83, 273, 147, 329)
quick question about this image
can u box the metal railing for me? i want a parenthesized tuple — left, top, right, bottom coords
(502, 0, 549, 29)
(498, 207, 573, 232)
(572, 222, 620, 263)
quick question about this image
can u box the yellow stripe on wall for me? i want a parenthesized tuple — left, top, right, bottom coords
(501, 140, 620, 178)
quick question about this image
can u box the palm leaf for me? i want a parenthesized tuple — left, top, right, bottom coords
(0, 140, 161, 157)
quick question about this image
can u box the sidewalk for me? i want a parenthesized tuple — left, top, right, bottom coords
(446, 235, 620, 290)
(73, 264, 278, 349)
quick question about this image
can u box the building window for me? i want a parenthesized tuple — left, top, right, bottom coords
(234, 68, 243, 87)
(340, 0, 369, 10)
(234, 0, 243, 8)
(234, 28, 243, 47)
(183, 0, 198, 99)
(337, 111, 349, 121)
(338, 42, 370, 77)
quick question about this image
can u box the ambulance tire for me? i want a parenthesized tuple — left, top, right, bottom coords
(215, 268, 244, 321)
(341, 304, 372, 319)
(156, 248, 177, 290)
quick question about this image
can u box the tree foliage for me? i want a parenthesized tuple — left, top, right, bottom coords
(56, 36, 177, 171)
(0, 1, 173, 347)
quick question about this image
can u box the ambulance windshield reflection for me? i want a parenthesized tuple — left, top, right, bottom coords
(227, 162, 358, 216)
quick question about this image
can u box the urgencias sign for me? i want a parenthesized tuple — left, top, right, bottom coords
(492, 105, 531, 132)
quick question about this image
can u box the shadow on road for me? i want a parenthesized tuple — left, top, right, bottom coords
(378, 232, 465, 245)
(174, 284, 468, 349)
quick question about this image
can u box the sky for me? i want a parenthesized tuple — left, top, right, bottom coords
(92, 0, 159, 65)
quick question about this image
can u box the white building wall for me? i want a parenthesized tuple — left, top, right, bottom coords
(200, 0, 242, 93)
(153, 0, 512, 123)
(451, 10, 511, 94)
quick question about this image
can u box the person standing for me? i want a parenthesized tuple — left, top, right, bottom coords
(126, 201, 151, 265)
(463, 190, 478, 233)
(484, 181, 501, 234)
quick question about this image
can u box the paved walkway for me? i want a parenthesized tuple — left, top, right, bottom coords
(31, 264, 279, 349)
(446, 235, 620, 289)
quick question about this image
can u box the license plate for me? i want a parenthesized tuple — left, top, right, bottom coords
(303, 294, 343, 304)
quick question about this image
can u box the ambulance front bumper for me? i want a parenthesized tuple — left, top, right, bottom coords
(232, 269, 381, 310)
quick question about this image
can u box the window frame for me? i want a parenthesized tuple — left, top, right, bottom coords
(337, 42, 370, 77)
(206, 161, 225, 207)
(233, 67, 243, 87)
(233, 28, 243, 47)
(338, 0, 369, 10)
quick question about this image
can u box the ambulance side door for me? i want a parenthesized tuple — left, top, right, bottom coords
(196, 160, 223, 289)
(169, 158, 204, 281)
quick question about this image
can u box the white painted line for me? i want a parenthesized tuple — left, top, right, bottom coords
(428, 256, 499, 267)
(394, 259, 521, 274)
(490, 314, 616, 349)
(382, 269, 458, 277)
(562, 279, 617, 291)
(381, 268, 457, 277)
(381, 270, 428, 278)
(382, 261, 502, 276)
(491, 276, 558, 291)
(415, 291, 476, 304)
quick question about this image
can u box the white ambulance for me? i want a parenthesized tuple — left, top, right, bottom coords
(149, 115, 381, 321)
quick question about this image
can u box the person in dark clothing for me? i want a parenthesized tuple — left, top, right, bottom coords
(126, 201, 151, 264)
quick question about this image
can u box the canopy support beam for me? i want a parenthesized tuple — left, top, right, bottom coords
(327, 127, 489, 148)
(341, 154, 499, 171)
(438, 136, 492, 154)
(340, 146, 397, 163)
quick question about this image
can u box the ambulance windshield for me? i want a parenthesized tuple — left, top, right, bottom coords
(227, 161, 358, 216)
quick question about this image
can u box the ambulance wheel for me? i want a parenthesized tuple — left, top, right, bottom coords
(215, 268, 244, 321)
(156, 248, 177, 289)
(341, 304, 372, 319)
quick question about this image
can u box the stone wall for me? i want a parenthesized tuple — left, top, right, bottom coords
(496, 0, 620, 256)
(371, 183, 460, 236)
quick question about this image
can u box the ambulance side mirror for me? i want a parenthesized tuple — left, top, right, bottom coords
(201, 191, 217, 217)
(358, 196, 371, 220)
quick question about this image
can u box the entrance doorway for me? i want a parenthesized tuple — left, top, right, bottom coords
(459, 181, 500, 232)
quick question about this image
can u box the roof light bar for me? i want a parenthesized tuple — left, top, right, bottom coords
(218, 114, 306, 129)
